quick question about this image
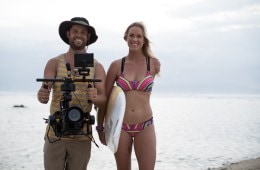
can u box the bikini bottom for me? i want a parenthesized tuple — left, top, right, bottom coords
(121, 117, 153, 138)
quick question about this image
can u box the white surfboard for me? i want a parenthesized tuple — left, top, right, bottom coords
(104, 86, 126, 153)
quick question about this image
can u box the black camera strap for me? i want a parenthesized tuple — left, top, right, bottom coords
(86, 135, 99, 148)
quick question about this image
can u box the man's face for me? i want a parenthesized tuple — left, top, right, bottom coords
(67, 25, 89, 50)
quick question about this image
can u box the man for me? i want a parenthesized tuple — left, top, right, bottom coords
(37, 17, 106, 170)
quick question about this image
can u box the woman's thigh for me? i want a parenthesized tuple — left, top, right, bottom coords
(134, 125, 156, 170)
(115, 130, 133, 170)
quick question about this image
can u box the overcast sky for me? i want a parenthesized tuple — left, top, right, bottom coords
(0, 0, 259, 95)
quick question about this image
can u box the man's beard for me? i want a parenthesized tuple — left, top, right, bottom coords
(69, 39, 86, 51)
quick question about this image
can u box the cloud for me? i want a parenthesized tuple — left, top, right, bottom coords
(0, 0, 260, 94)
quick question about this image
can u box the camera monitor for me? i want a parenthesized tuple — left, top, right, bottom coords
(74, 53, 94, 68)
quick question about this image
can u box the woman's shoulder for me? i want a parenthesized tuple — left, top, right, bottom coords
(107, 57, 125, 76)
(150, 57, 161, 74)
(110, 57, 125, 67)
(150, 56, 160, 64)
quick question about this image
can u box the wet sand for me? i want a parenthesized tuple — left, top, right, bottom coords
(210, 157, 260, 170)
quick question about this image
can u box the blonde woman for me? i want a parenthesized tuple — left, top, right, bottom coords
(98, 22, 160, 170)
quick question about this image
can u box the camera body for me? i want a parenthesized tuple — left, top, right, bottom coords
(49, 106, 95, 137)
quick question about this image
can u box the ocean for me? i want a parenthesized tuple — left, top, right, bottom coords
(0, 92, 260, 170)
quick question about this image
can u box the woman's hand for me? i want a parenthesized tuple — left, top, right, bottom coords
(96, 126, 107, 145)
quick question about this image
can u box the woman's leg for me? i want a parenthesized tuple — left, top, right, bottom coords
(114, 130, 133, 170)
(134, 125, 156, 170)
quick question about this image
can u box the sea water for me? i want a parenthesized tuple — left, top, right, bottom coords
(0, 92, 259, 170)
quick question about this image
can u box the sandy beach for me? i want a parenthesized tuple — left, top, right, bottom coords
(210, 157, 260, 170)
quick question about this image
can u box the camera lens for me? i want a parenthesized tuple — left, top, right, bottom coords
(67, 108, 82, 122)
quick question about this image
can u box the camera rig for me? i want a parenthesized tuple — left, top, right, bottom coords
(36, 53, 101, 145)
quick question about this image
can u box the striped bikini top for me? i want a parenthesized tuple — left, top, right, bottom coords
(116, 57, 154, 92)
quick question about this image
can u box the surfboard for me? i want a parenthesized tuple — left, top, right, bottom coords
(104, 86, 126, 153)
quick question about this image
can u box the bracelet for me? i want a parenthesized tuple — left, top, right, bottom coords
(96, 126, 104, 132)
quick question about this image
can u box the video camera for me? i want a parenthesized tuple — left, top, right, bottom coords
(37, 53, 101, 144)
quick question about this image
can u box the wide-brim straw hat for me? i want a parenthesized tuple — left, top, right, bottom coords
(59, 17, 98, 45)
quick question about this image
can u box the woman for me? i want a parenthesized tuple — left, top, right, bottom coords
(98, 22, 160, 170)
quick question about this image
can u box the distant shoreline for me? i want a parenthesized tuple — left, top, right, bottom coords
(209, 157, 260, 170)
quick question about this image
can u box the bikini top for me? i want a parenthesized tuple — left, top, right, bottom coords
(116, 57, 154, 92)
